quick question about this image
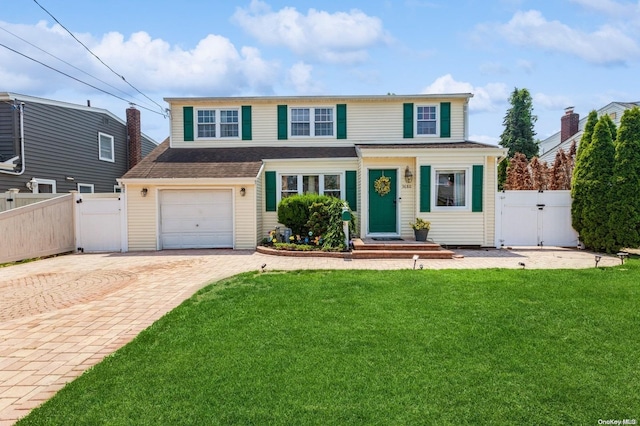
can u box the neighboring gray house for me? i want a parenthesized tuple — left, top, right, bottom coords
(539, 102, 640, 163)
(0, 93, 159, 193)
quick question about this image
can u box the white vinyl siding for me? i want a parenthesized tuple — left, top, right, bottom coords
(126, 184, 158, 251)
(169, 98, 467, 148)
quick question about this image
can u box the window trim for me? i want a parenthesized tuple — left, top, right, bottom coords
(415, 104, 439, 138)
(277, 173, 344, 202)
(77, 183, 95, 193)
(98, 132, 115, 162)
(288, 106, 336, 138)
(30, 178, 57, 194)
(194, 107, 241, 140)
(432, 167, 471, 211)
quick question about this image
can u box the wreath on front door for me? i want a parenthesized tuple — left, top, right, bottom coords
(374, 175, 391, 196)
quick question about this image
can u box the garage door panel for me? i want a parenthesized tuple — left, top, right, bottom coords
(160, 190, 233, 249)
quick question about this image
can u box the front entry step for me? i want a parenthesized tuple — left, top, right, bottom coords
(352, 238, 455, 259)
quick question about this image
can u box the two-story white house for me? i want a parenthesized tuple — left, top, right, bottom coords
(119, 94, 507, 251)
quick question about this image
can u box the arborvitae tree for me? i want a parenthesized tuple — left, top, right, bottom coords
(609, 107, 640, 249)
(505, 153, 532, 190)
(575, 115, 617, 252)
(549, 149, 571, 190)
(530, 157, 548, 190)
(500, 88, 538, 159)
(571, 110, 599, 235)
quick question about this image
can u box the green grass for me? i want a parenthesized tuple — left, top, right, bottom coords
(18, 262, 640, 425)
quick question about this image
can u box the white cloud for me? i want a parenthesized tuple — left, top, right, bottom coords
(287, 62, 323, 94)
(0, 21, 280, 99)
(516, 59, 535, 74)
(485, 10, 640, 65)
(422, 74, 509, 113)
(232, 0, 391, 64)
(533, 93, 572, 110)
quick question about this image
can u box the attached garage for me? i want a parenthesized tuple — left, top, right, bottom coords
(159, 189, 233, 249)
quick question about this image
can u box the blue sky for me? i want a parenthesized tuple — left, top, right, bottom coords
(2, 0, 639, 144)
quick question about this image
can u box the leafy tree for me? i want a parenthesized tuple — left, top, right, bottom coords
(609, 107, 640, 249)
(549, 149, 571, 190)
(497, 158, 508, 191)
(571, 110, 599, 234)
(574, 115, 617, 252)
(500, 88, 538, 159)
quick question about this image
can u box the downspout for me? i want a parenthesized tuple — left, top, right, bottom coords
(0, 101, 26, 176)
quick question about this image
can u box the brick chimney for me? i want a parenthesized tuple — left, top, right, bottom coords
(126, 105, 142, 169)
(561, 106, 579, 142)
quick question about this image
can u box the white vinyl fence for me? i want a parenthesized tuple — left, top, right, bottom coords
(0, 192, 125, 263)
(495, 190, 579, 248)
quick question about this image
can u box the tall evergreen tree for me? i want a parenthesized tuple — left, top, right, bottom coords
(499, 88, 538, 159)
(609, 107, 640, 249)
(575, 115, 617, 252)
(571, 110, 599, 235)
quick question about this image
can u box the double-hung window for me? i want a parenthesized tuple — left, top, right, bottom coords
(98, 132, 115, 162)
(280, 173, 342, 199)
(435, 169, 467, 207)
(290, 107, 334, 137)
(196, 108, 239, 139)
(417, 105, 437, 136)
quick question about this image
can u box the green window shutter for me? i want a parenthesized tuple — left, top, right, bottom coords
(265, 171, 277, 212)
(337, 104, 347, 139)
(472, 165, 483, 212)
(345, 170, 357, 211)
(403, 103, 414, 138)
(277, 105, 288, 140)
(241, 105, 252, 140)
(183, 106, 194, 141)
(440, 102, 451, 138)
(420, 165, 431, 212)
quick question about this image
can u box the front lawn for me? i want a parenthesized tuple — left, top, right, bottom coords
(18, 262, 640, 425)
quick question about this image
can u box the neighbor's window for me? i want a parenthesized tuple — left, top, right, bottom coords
(280, 174, 342, 199)
(417, 105, 437, 135)
(436, 170, 466, 207)
(98, 132, 115, 162)
(290, 107, 334, 137)
(196, 108, 239, 139)
(77, 183, 94, 193)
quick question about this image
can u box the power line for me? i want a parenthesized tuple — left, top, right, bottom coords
(32, 0, 167, 116)
(0, 42, 166, 117)
(0, 25, 159, 113)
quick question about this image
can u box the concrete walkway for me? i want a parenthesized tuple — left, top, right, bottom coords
(0, 248, 620, 424)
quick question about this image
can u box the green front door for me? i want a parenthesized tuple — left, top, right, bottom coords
(368, 169, 397, 233)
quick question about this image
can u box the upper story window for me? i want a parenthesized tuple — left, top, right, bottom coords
(417, 105, 437, 136)
(98, 132, 115, 162)
(196, 108, 239, 139)
(77, 183, 94, 193)
(290, 107, 334, 137)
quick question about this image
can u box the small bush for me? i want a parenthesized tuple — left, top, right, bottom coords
(277, 194, 331, 236)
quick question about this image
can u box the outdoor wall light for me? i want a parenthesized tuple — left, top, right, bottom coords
(65, 176, 75, 181)
(141, 187, 148, 197)
(404, 166, 413, 184)
(26, 177, 37, 191)
(240, 187, 246, 197)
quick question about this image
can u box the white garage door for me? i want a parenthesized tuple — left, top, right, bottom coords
(160, 190, 233, 249)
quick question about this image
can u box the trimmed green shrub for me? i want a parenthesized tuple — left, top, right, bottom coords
(277, 194, 331, 236)
(574, 115, 617, 252)
(609, 107, 640, 250)
(306, 198, 355, 250)
(571, 110, 599, 236)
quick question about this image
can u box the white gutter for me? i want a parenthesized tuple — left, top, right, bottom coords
(0, 101, 26, 175)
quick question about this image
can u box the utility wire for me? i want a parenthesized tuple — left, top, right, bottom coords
(0, 25, 159, 113)
(32, 0, 167, 116)
(0, 42, 166, 116)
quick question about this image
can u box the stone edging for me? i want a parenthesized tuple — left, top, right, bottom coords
(256, 246, 350, 258)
